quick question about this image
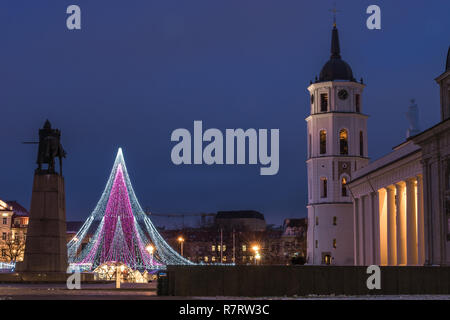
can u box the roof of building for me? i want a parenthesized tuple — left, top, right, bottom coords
(350, 140, 421, 183)
(283, 218, 307, 228)
(5, 201, 29, 217)
(216, 210, 265, 221)
(318, 25, 355, 82)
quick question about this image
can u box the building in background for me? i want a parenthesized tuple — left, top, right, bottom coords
(160, 211, 307, 265)
(0, 200, 29, 263)
(215, 210, 266, 232)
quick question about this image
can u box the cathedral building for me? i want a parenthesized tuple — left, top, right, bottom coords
(306, 23, 368, 265)
(306, 23, 450, 266)
(348, 46, 450, 266)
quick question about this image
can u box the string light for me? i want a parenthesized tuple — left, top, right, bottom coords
(68, 148, 194, 270)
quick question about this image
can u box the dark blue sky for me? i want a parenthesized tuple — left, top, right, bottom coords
(0, 1, 448, 226)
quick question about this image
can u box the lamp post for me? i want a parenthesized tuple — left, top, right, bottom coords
(252, 245, 260, 265)
(177, 236, 185, 256)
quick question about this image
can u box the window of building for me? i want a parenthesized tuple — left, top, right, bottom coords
(320, 93, 328, 112)
(204, 256, 209, 262)
(309, 134, 312, 158)
(315, 240, 318, 248)
(2, 217, 7, 225)
(315, 216, 319, 226)
(333, 239, 337, 249)
(242, 245, 246, 252)
(211, 245, 215, 252)
(333, 216, 337, 226)
(359, 131, 364, 157)
(320, 130, 327, 154)
(323, 254, 331, 265)
(339, 129, 348, 155)
(1, 249, 5, 257)
(242, 256, 246, 262)
(222, 245, 226, 252)
(217, 245, 221, 252)
(341, 177, 348, 197)
(223, 256, 227, 262)
(212, 256, 216, 262)
(355, 94, 361, 112)
(320, 177, 328, 198)
(2, 233, 6, 241)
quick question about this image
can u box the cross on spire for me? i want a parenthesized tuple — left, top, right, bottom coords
(329, 2, 340, 27)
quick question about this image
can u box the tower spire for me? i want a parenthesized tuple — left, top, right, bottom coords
(331, 24, 341, 59)
(329, 3, 341, 59)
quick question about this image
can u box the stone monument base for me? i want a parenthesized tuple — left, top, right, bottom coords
(17, 173, 68, 273)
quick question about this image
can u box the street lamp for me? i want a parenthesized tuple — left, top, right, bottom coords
(146, 244, 154, 265)
(177, 236, 185, 256)
(252, 244, 260, 265)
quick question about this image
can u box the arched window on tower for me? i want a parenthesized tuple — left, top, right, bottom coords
(359, 131, 364, 157)
(339, 129, 348, 155)
(341, 176, 348, 197)
(320, 130, 327, 155)
(320, 93, 328, 112)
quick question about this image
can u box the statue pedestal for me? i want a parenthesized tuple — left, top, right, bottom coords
(17, 174, 68, 273)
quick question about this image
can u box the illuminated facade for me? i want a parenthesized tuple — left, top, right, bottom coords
(306, 24, 369, 265)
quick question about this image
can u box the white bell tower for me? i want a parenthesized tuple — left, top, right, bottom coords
(306, 23, 369, 265)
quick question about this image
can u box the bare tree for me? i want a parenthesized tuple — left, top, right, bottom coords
(2, 232, 26, 263)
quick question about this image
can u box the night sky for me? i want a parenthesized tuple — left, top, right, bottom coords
(0, 1, 449, 226)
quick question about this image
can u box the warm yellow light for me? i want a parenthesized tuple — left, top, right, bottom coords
(252, 245, 260, 252)
(120, 265, 125, 272)
(255, 253, 261, 260)
(2, 213, 8, 217)
(146, 244, 154, 254)
(177, 236, 184, 243)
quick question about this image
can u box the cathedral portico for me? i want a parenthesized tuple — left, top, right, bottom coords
(349, 141, 425, 266)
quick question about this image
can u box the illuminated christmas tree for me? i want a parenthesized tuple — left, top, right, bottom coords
(68, 148, 193, 270)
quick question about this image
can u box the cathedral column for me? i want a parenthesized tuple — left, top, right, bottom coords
(406, 178, 418, 265)
(386, 186, 397, 265)
(371, 191, 381, 265)
(353, 197, 360, 265)
(416, 174, 425, 265)
(358, 196, 366, 265)
(396, 182, 407, 265)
